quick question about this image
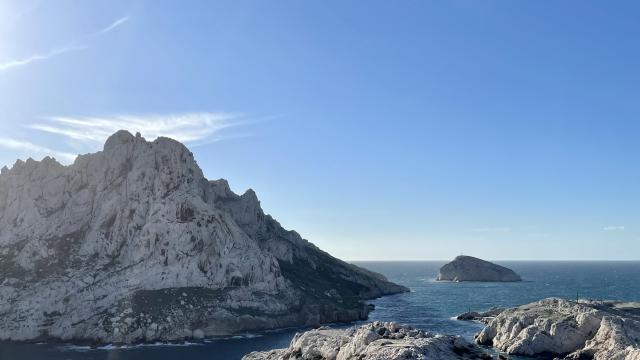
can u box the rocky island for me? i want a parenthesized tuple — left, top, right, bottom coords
(436, 255, 521, 282)
(0, 130, 408, 344)
(243, 321, 491, 360)
(475, 298, 640, 359)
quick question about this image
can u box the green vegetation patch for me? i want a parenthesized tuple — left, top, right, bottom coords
(278, 253, 368, 310)
(130, 287, 225, 315)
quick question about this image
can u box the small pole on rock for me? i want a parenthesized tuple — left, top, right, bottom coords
(576, 291, 579, 303)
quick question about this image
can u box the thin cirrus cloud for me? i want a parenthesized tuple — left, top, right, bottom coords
(0, 15, 129, 71)
(3, 1, 41, 28)
(0, 137, 77, 163)
(29, 112, 240, 147)
(0, 44, 88, 71)
(0, 112, 244, 165)
(603, 226, 625, 231)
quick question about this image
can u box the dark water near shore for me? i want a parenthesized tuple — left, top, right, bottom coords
(2, 261, 640, 359)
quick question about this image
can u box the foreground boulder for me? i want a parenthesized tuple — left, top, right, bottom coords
(243, 321, 491, 360)
(436, 255, 521, 282)
(0, 130, 407, 343)
(475, 298, 640, 359)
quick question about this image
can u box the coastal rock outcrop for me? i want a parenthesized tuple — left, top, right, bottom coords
(475, 298, 640, 359)
(242, 321, 491, 360)
(436, 255, 521, 282)
(0, 130, 408, 343)
(456, 307, 504, 324)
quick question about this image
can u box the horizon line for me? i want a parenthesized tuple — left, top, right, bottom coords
(347, 259, 640, 262)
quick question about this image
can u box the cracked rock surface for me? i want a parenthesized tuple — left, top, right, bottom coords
(475, 297, 640, 359)
(242, 321, 491, 360)
(0, 130, 407, 344)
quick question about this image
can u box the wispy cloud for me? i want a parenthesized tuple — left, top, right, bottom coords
(4, 1, 41, 28)
(1, 112, 247, 166)
(0, 44, 87, 71)
(0, 112, 251, 166)
(0, 15, 128, 72)
(0, 137, 77, 163)
(603, 226, 625, 231)
(472, 227, 512, 233)
(91, 16, 129, 37)
(30, 112, 239, 148)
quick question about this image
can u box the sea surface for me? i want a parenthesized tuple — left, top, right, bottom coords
(2, 261, 640, 360)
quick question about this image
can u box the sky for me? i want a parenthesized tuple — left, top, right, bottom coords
(0, 0, 638, 261)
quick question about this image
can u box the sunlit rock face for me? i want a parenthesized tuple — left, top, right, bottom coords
(476, 298, 640, 359)
(0, 130, 407, 344)
(436, 255, 521, 282)
(242, 321, 491, 360)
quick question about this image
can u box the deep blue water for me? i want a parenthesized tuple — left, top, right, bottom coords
(2, 261, 639, 359)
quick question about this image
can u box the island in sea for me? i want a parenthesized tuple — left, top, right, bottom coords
(436, 255, 522, 282)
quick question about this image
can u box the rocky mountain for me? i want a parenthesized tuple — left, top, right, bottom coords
(243, 321, 491, 360)
(475, 298, 640, 359)
(436, 255, 521, 282)
(0, 130, 407, 344)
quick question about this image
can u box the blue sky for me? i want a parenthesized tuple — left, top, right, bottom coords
(0, 0, 638, 260)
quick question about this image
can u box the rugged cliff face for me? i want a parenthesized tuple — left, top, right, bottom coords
(0, 130, 407, 344)
(475, 298, 640, 359)
(243, 322, 491, 360)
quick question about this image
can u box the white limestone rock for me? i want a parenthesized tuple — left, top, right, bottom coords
(567, 315, 640, 360)
(0, 130, 407, 344)
(436, 255, 521, 282)
(475, 298, 640, 359)
(242, 321, 491, 360)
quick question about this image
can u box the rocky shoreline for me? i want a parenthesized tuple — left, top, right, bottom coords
(455, 307, 504, 324)
(475, 298, 640, 359)
(242, 321, 492, 360)
(243, 297, 640, 360)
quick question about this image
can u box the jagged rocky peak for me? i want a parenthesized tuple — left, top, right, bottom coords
(104, 129, 136, 149)
(0, 130, 407, 344)
(436, 255, 521, 282)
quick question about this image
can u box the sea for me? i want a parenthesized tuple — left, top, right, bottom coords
(2, 261, 639, 360)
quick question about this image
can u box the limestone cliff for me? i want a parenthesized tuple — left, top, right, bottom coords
(0, 130, 407, 343)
